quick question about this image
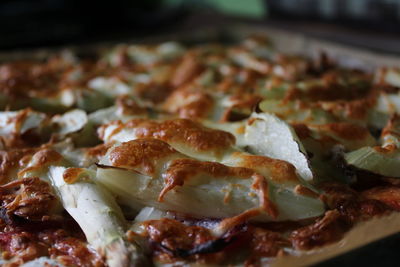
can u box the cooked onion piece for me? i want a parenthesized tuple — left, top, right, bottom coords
(98, 112, 314, 183)
(240, 113, 313, 181)
(345, 115, 400, 177)
(0, 108, 48, 145)
(98, 118, 238, 162)
(96, 139, 324, 222)
(210, 112, 314, 182)
(49, 166, 148, 267)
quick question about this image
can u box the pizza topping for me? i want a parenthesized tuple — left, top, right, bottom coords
(362, 186, 400, 211)
(84, 143, 113, 160)
(162, 89, 214, 119)
(49, 166, 149, 267)
(0, 223, 104, 267)
(0, 177, 59, 221)
(345, 115, 400, 177)
(159, 158, 254, 201)
(1, 36, 400, 266)
(0, 148, 36, 183)
(227, 153, 301, 185)
(290, 210, 347, 250)
(97, 139, 323, 222)
(99, 118, 236, 160)
(108, 139, 178, 176)
(244, 227, 290, 265)
(170, 52, 204, 88)
(239, 112, 313, 181)
(18, 149, 63, 178)
(115, 96, 147, 116)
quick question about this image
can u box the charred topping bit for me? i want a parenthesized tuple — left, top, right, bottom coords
(291, 123, 312, 139)
(141, 218, 232, 264)
(320, 182, 391, 223)
(143, 218, 216, 254)
(244, 227, 290, 266)
(362, 186, 400, 211)
(0, 177, 59, 221)
(140, 217, 289, 265)
(0, 221, 104, 266)
(290, 210, 347, 250)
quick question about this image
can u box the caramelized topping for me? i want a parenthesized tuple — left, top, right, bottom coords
(85, 143, 113, 159)
(160, 158, 278, 218)
(63, 168, 85, 184)
(231, 153, 301, 184)
(109, 139, 177, 175)
(0, 177, 58, 221)
(290, 210, 346, 250)
(0, 148, 35, 183)
(170, 53, 204, 88)
(115, 96, 147, 116)
(159, 158, 254, 201)
(104, 118, 235, 153)
(18, 149, 63, 177)
(162, 89, 214, 119)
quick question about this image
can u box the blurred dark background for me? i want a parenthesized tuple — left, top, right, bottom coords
(0, 0, 400, 53)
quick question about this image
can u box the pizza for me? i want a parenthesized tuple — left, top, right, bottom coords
(0, 35, 400, 266)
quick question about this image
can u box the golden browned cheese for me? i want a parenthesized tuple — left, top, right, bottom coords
(160, 158, 278, 218)
(18, 149, 63, 177)
(115, 95, 147, 116)
(103, 118, 236, 153)
(108, 138, 177, 175)
(63, 168, 86, 184)
(162, 89, 214, 119)
(230, 153, 301, 184)
(85, 143, 113, 159)
(170, 52, 204, 88)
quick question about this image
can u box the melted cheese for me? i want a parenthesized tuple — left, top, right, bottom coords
(98, 118, 236, 161)
(97, 138, 324, 222)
